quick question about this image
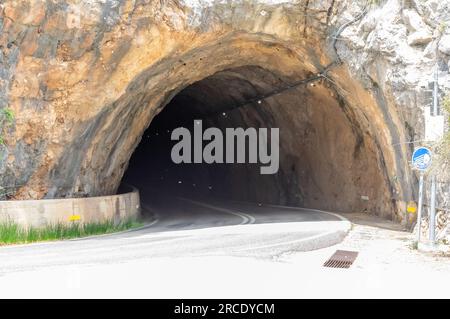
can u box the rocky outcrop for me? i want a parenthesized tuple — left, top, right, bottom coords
(336, 0, 450, 222)
(0, 0, 449, 222)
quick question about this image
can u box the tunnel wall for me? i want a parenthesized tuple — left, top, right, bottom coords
(1, 0, 445, 221)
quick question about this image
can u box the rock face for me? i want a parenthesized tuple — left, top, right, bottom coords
(0, 0, 449, 221)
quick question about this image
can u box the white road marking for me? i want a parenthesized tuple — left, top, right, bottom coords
(231, 200, 348, 222)
(234, 229, 346, 252)
(178, 198, 256, 225)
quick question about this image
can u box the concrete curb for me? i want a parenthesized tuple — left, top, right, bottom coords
(69, 218, 159, 241)
(69, 202, 160, 241)
(418, 242, 450, 254)
(0, 186, 141, 228)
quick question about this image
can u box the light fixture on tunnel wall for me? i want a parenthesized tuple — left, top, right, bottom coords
(199, 71, 328, 120)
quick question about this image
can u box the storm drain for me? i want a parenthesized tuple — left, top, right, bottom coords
(323, 250, 358, 269)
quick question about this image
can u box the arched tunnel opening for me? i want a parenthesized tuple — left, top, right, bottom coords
(120, 65, 393, 217)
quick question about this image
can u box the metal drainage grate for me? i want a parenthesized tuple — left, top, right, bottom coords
(323, 250, 358, 269)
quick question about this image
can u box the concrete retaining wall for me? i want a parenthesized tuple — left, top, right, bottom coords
(0, 187, 141, 228)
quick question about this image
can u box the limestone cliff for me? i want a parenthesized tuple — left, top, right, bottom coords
(0, 0, 449, 225)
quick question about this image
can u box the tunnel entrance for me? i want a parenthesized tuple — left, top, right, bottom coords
(120, 65, 392, 215)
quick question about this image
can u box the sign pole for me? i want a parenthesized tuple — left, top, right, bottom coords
(416, 172, 424, 243)
(411, 146, 432, 244)
(428, 66, 438, 244)
(429, 175, 437, 244)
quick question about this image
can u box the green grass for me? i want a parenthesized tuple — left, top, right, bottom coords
(0, 218, 143, 245)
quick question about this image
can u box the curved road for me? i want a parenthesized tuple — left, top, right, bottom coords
(141, 195, 344, 231)
(0, 194, 350, 298)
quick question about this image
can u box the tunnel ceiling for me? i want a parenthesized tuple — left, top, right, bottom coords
(1, 0, 429, 222)
(154, 65, 294, 128)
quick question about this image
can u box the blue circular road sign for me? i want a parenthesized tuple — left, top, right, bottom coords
(412, 147, 432, 171)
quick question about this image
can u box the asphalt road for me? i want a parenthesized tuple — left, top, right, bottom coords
(0, 195, 350, 297)
(141, 195, 343, 231)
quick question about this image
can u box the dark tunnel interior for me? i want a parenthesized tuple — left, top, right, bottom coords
(121, 65, 282, 203)
(120, 65, 391, 215)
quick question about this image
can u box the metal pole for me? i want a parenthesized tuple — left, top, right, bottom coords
(416, 172, 424, 243)
(432, 66, 439, 116)
(427, 65, 438, 245)
(429, 175, 437, 244)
